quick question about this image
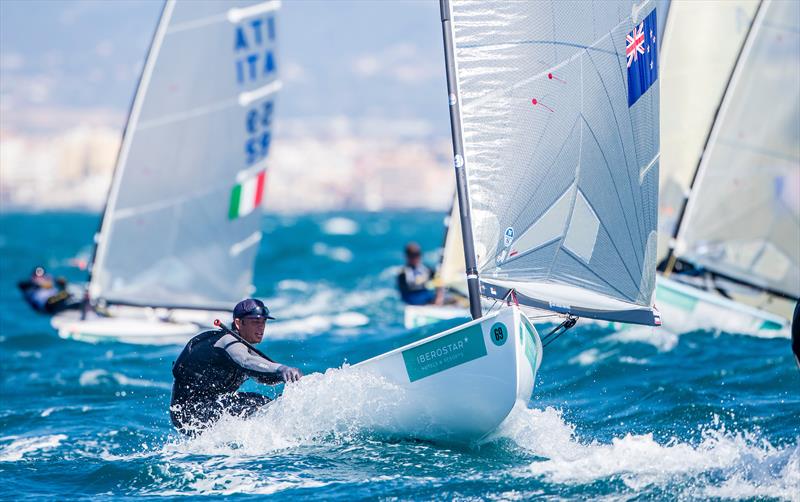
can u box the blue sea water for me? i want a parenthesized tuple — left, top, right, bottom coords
(0, 211, 798, 501)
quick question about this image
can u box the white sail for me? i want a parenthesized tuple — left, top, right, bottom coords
(436, 197, 468, 296)
(658, 0, 759, 261)
(89, 0, 281, 310)
(448, 0, 661, 325)
(673, 0, 800, 299)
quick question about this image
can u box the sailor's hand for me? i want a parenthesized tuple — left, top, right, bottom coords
(278, 365, 303, 383)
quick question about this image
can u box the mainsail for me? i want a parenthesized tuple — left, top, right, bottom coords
(443, 0, 662, 325)
(89, 0, 281, 310)
(658, 0, 760, 261)
(672, 0, 800, 299)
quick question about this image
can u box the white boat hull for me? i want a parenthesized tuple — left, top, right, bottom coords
(50, 306, 227, 345)
(357, 306, 542, 443)
(651, 275, 790, 338)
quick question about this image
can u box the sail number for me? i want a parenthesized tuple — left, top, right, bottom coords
(234, 16, 277, 85)
(490, 322, 508, 347)
(245, 101, 273, 165)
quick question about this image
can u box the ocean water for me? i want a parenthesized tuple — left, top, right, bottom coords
(0, 211, 798, 501)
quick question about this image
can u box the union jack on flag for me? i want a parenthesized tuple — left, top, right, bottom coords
(626, 23, 646, 68)
(626, 9, 658, 107)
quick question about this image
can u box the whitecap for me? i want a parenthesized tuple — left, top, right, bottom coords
(312, 242, 353, 262)
(321, 217, 359, 235)
(568, 348, 616, 366)
(78, 369, 171, 390)
(494, 405, 800, 499)
(604, 325, 679, 352)
(0, 434, 67, 462)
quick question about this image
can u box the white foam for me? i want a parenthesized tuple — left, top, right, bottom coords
(257, 284, 391, 339)
(321, 217, 359, 235)
(78, 369, 171, 390)
(157, 468, 330, 496)
(165, 367, 409, 457)
(494, 405, 800, 499)
(332, 312, 370, 328)
(604, 325, 679, 352)
(0, 434, 67, 462)
(312, 242, 353, 262)
(277, 279, 311, 292)
(569, 348, 616, 366)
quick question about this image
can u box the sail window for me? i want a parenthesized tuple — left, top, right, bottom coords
(563, 189, 600, 264)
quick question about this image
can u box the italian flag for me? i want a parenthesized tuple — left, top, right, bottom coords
(229, 170, 266, 220)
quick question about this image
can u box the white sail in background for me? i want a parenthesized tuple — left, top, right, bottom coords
(437, 198, 468, 296)
(447, 0, 661, 325)
(658, 0, 759, 260)
(89, 0, 281, 309)
(674, 0, 800, 299)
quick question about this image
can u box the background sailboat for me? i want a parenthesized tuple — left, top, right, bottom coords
(361, 0, 661, 441)
(52, 0, 282, 344)
(658, 0, 799, 336)
(408, 0, 799, 337)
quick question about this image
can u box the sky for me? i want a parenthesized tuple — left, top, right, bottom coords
(0, 0, 450, 136)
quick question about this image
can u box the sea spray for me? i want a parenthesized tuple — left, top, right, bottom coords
(493, 404, 800, 499)
(167, 367, 409, 456)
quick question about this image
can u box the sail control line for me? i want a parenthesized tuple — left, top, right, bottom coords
(541, 317, 578, 348)
(499, 287, 577, 349)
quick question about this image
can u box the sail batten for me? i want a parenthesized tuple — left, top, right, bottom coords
(89, 0, 280, 309)
(447, 0, 661, 325)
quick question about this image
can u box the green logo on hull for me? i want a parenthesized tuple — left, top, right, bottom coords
(402, 324, 488, 382)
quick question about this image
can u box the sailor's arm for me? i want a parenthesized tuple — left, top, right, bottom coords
(217, 335, 302, 383)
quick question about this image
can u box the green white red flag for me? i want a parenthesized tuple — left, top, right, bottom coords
(229, 170, 266, 220)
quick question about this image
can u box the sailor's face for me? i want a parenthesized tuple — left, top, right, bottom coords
(406, 252, 421, 267)
(236, 317, 267, 343)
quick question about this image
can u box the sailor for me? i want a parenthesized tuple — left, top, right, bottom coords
(397, 242, 438, 305)
(170, 298, 303, 436)
(17, 266, 80, 314)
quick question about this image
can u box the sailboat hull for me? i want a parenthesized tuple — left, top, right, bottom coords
(650, 275, 790, 338)
(50, 306, 226, 345)
(357, 306, 541, 443)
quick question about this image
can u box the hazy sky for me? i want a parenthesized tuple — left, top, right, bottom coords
(0, 0, 450, 135)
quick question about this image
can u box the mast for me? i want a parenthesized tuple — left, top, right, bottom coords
(439, 0, 482, 320)
(663, 0, 764, 277)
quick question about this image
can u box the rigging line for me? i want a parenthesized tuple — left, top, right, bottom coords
(542, 316, 578, 348)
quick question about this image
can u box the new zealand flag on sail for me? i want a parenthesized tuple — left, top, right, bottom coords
(626, 9, 658, 107)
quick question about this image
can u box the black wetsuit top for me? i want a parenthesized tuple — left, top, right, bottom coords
(170, 329, 284, 435)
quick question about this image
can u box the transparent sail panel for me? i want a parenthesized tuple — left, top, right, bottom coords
(90, 0, 280, 309)
(676, 0, 800, 299)
(658, 0, 758, 261)
(449, 0, 661, 324)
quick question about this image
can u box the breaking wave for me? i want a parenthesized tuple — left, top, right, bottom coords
(495, 405, 800, 500)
